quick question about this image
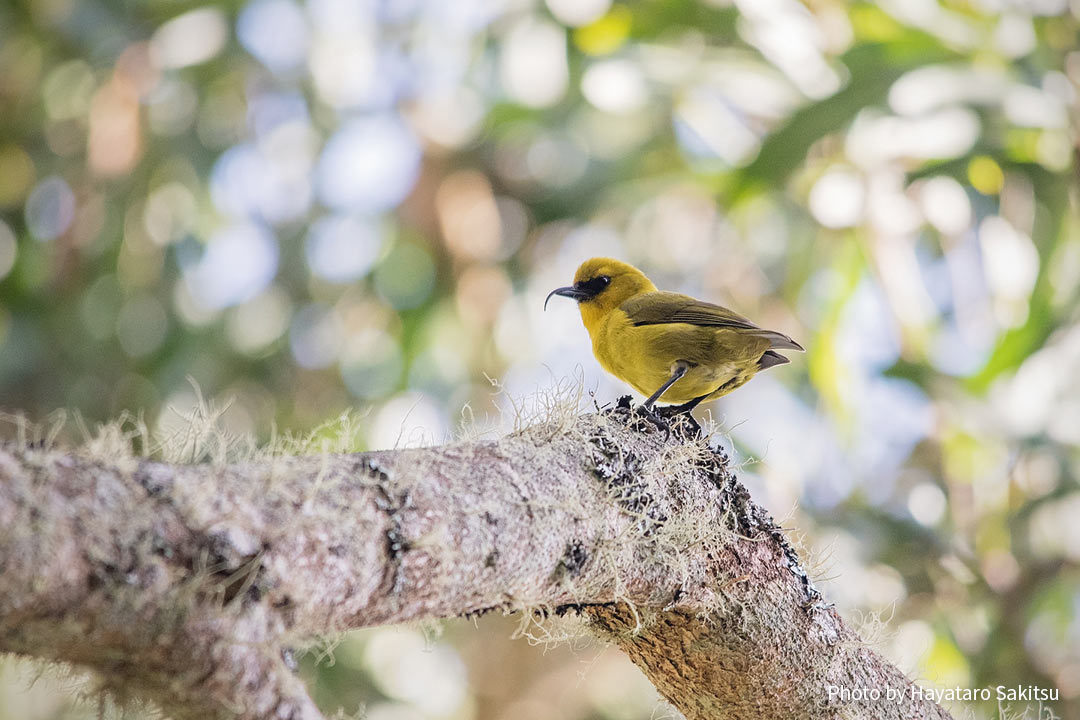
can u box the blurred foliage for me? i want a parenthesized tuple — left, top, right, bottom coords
(1, 0, 1080, 718)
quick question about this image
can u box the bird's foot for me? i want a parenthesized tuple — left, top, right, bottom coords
(628, 403, 672, 439)
(615, 395, 701, 440)
(655, 405, 702, 438)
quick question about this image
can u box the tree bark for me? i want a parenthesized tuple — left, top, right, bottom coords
(0, 401, 953, 720)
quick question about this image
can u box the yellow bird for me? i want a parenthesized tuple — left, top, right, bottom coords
(545, 257, 803, 416)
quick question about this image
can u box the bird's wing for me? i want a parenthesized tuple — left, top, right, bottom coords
(621, 292, 804, 351)
(622, 292, 760, 329)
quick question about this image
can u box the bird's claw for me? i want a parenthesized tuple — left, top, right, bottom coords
(616, 395, 702, 440)
(655, 405, 702, 438)
(630, 404, 673, 440)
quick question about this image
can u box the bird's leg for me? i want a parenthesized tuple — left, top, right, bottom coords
(629, 362, 692, 439)
(657, 393, 710, 416)
(642, 361, 691, 410)
(659, 374, 740, 420)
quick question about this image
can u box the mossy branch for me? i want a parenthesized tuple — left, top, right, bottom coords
(0, 403, 952, 720)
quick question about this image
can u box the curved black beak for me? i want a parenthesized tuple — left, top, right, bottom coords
(544, 285, 588, 310)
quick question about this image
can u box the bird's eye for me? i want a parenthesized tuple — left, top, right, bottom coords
(574, 274, 612, 297)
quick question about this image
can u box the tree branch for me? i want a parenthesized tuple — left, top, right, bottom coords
(0, 401, 952, 719)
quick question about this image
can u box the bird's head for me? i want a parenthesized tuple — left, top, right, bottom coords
(545, 258, 656, 317)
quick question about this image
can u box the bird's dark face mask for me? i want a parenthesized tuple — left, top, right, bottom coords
(544, 275, 611, 310)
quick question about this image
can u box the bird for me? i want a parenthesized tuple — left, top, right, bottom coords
(545, 257, 803, 420)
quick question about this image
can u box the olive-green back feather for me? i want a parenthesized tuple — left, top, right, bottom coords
(620, 292, 804, 351)
(621, 292, 756, 328)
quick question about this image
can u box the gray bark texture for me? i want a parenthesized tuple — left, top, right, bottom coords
(0, 401, 953, 720)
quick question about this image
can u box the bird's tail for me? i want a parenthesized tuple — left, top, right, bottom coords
(758, 350, 791, 370)
(750, 330, 804, 352)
